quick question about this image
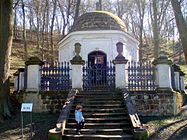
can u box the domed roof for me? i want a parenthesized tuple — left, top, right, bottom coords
(70, 11, 127, 32)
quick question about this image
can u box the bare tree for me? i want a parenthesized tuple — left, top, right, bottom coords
(135, 0, 146, 60)
(171, 0, 187, 63)
(21, 0, 28, 60)
(50, 0, 57, 64)
(0, 0, 13, 121)
(74, 0, 81, 22)
(151, 0, 160, 59)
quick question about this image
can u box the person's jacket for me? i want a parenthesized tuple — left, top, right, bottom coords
(75, 110, 84, 123)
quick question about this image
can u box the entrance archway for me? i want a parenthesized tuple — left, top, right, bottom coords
(87, 51, 107, 88)
(88, 51, 107, 68)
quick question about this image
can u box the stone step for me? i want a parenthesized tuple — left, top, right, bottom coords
(74, 98, 122, 102)
(80, 91, 114, 94)
(66, 122, 131, 129)
(62, 134, 133, 140)
(77, 93, 121, 97)
(74, 100, 122, 104)
(67, 117, 129, 123)
(70, 107, 127, 113)
(64, 128, 131, 135)
(72, 104, 124, 108)
(63, 91, 133, 139)
(75, 94, 122, 98)
(69, 112, 128, 118)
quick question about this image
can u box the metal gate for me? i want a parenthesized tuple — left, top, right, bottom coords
(83, 62, 115, 91)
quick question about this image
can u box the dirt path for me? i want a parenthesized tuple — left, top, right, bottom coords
(148, 104, 187, 140)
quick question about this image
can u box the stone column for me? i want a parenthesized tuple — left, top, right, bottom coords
(25, 57, 44, 91)
(13, 71, 19, 92)
(70, 43, 85, 90)
(179, 71, 185, 92)
(152, 55, 173, 90)
(113, 42, 128, 89)
(173, 64, 180, 91)
(18, 68, 25, 91)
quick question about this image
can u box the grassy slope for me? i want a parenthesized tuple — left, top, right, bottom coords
(10, 41, 38, 82)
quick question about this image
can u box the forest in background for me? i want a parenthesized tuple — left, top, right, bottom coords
(11, 0, 187, 81)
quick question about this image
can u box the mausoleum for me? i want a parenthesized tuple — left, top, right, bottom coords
(58, 11, 139, 64)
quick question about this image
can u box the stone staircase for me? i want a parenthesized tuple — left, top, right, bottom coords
(62, 91, 134, 140)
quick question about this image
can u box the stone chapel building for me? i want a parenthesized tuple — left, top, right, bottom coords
(58, 11, 139, 65)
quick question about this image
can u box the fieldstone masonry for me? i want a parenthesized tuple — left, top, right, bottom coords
(41, 91, 68, 113)
(21, 91, 68, 113)
(129, 91, 184, 116)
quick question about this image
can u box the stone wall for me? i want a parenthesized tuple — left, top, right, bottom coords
(129, 91, 184, 116)
(40, 91, 68, 113)
(19, 91, 68, 113)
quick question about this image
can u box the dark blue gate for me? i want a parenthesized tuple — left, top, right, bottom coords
(41, 62, 71, 91)
(83, 62, 115, 91)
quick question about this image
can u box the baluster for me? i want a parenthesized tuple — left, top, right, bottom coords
(128, 61, 130, 90)
(83, 64, 85, 90)
(137, 61, 140, 90)
(139, 61, 142, 91)
(61, 62, 63, 90)
(46, 62, 50, 91)
(67, 62, 70, 90)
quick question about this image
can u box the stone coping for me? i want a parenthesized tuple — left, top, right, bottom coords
(113, 57, 128, 64)
(25, 57, 44, 66)
(18, 68, 24, 72)
(129, 90, 175, 94)
(173, 64, 181, 71)
(70, 56, 85, 65)
(152, 56, 172, 65)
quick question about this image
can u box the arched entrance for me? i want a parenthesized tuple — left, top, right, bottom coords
(88, 51, 107, 68)
(83, 51, 115, 90)
(88, 51, 107, 86)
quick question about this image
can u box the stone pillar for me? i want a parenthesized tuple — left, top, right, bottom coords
(173, 64, 180, 91)
(13, 71, 19, 92)
(70, 43, 85, 89)
(18, 68, 25, 91)
(179, 71, 185, 92)
(25, 57, 44, 91)
(113, 42, 128, 89)
(152, 55, 173, 90)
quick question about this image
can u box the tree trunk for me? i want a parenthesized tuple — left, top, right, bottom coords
(171, 0, 187, 64)
(136, 0, 145, 61)
(50, 0, 57, 64)
(152, 0, 160, 59)
(36, 5, 40, 56)
(13, 7, 17, 40)
(22, 0, 27, 61)
(74, 0, 81, 22)
(0, 0, 13, 122)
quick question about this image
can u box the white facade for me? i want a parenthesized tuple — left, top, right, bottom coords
(58, 30, 139, 63)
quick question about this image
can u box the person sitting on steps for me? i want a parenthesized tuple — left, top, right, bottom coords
(75, 104, 85, 135)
